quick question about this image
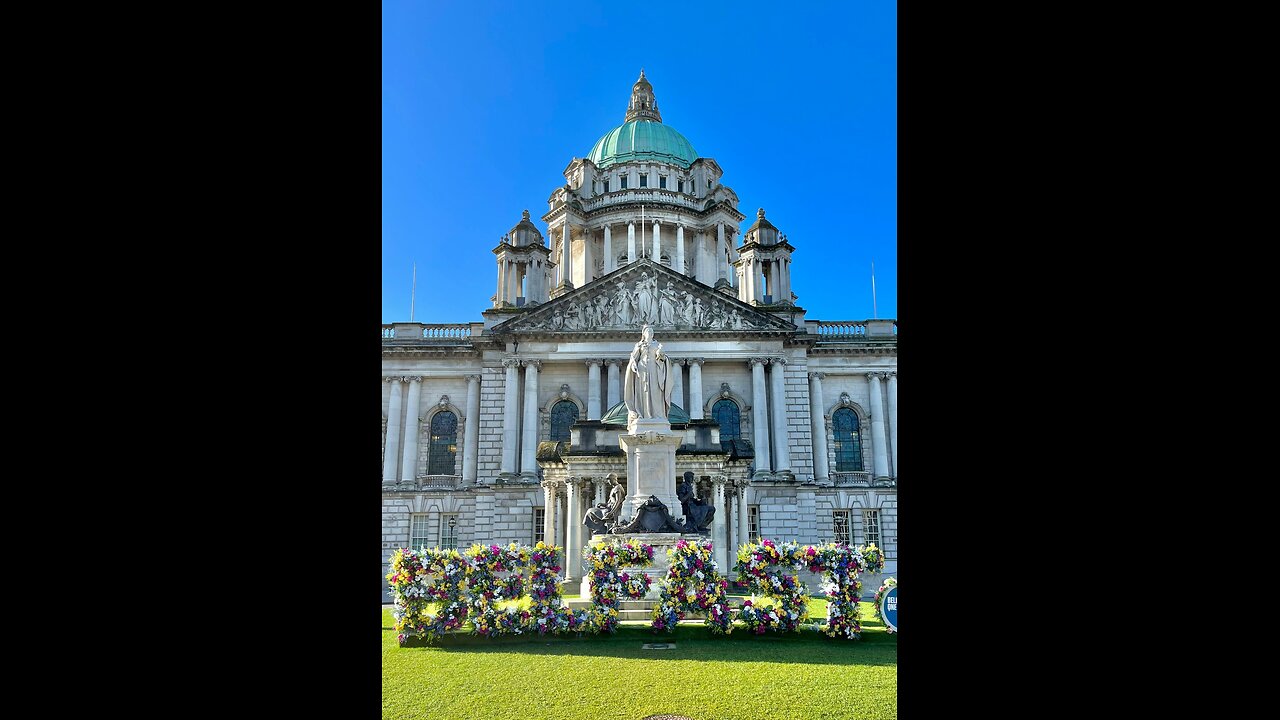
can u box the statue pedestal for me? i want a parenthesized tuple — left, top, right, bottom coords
(620, 417, 683, 523)
(582, 532, 700, 600)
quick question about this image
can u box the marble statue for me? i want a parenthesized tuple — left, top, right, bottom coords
(584, 474, 626, 534)
(623, 324, 673, 421)
(676, 471, 715, 532)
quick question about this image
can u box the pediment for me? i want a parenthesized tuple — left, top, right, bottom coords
(491, 259, 796, 336)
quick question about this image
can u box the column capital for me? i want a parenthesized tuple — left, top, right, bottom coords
(502, 358, 522, 369)
(606, 358, 623, 368)
(808, 371, 826, 381)
(711, 474, 729, 487)
(465, 374, 482, 382)
(523, 359, 543, 370)
(688, 357, 705, 367)
(887, 371, 897, 379)
(748, 357, 768, 368)
(406, 375, 423, 384)
(770, 357, 787, 366)
(383, 376, 403, 384)
(585, 359, 603, 367)
(867, 371, 886, 381)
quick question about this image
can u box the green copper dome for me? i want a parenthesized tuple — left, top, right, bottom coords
(600, 401, 690, 426)
(588, 120, 698, 169)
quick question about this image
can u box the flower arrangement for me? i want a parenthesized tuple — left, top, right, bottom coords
(386, 547, 471, 645)
(586, 539, 655, 633)
(733, 539, 810, 634)
(464, 543, 533, 637)
(652, 538, 733, 634)
(873, 576, 896, 633)
(526, 541, 592, 636)
(805, 543, 873, 639)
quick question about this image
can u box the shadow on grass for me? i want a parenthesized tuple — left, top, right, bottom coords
(388, 622, 895, 666)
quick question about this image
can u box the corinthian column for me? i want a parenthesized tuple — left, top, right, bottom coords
(671, 359, 685, 412)
(400, 376, 423, 483)
(887, 371, 898, 477)
(586, 360, 602, 420)
(675, 224, 686, 275)
(521, 360, 542, 479)
(687, 358, 704, 420)
(603, 225, 614, 273)
(749, 358, 771, 475)
(737, 480, 750, 547)
(382, 377, 404, 484)
(627, 222, 636, 265)
(716, 223, 727, 283)
(564, 477, 583, 582)
(606, 359, 621, 409)
(559, 225, 572, 290)
(541, 480, 558, 560)
(768, 359, 791, 477)
(867, 373, 890, 481)
(463, 374, 481, 484)
(653, 220, 662, 263)
(808, 372, 829, 483)
(711, 475, 727, 570)
(501, 359, 520, 477)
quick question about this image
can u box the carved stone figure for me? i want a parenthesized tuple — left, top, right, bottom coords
(584, 474, 626, 534)
(623, 324, 673, 421)
(680, 290, 695, 326)
(609, 495, 686, 534)
(635, 272, 656, 324)
(677, 471, 715, 532)
(614, 281, 633, 325)
(659, 281, 678, 325)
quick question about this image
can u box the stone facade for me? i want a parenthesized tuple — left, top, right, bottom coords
(381, 72, 897, 602)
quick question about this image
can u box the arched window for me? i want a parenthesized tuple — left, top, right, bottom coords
(427, 411, 458, 475)
(551, 400, 579, 442)
(832, 408, 863, 472)
(712, 399, 740, 440)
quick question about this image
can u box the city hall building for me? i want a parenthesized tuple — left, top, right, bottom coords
(381, 72, 897, 599)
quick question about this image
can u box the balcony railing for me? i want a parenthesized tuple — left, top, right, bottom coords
(381, 325, 395, 339)
(581, 188, 706, 213)
(814, 321, 867, 338)
(420, 324, 470, 339)
(380, 475, 463, 491)
(830, 471, 872, 487)
(381, 323, 475, 342)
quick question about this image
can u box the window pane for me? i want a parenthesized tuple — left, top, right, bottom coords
(533, 508, 545, 544)
(428, 411, 458, 475)
(410, 514, 431, 550)
(440, 514, 458, 549)
(639, 175, 647, 187)
(551, 401, 579, 442)
(659, 176, 666, 189)
(832, 408, 863, 472)
(833, 510, 850, 544)
(712, 399, 740, 440)
(748, 505, 759, 542)
(863, 510, 880, 546)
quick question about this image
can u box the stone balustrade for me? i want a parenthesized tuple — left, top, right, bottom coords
(582, 188, 705, 213)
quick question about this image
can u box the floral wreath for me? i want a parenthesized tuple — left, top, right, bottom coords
(586, 539, 654, 633)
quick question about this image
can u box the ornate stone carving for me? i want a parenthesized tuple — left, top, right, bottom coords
(502, 358, 522, 369)
(677, 471, 715, 533)
(748, 357, 768, 368)
(559, 383, 571, 400)
(583, 473, 626, 534)
(437, 394, 450, 408)
(720, 382, 732, 399)
(808, 372, 826, 380)
(523, 359, 543, 369)
(624, 324, 672, 421)
(609, 495, 686, 534)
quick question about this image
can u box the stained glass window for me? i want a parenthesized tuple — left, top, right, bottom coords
(551, 400, 579, 442)
(832, 407, 863, 472)
(427, 411, 458, 475)
(713, 399, 740, 440)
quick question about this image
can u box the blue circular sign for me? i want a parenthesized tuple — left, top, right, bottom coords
(879, 585, 897, 633)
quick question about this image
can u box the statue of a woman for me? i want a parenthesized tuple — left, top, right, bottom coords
(623, 324, 672, 422)
(584, 474, 626, 534)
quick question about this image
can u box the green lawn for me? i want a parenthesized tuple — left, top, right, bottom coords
(382, 600, 896, 720)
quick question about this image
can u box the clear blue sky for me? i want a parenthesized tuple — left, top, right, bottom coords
(383, 1, 895, 324)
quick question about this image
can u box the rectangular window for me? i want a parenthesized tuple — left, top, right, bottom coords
(659, 176, 667, 189)
(533, 508, 545, 544)
(748, 505, 760, 543)
(620, 175, 628, 189)
(603, 179, 610, 192)
(832, 510, 851, 545)
(410, 514, 431, 551)
(690, 180, 695, 194)
(677, 180, 684, 193)
(439, 513, 459, 549)
(639, 175, 648, 188)
(862, 510, 880, 547)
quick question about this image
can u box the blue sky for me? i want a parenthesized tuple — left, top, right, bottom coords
(383, 1, 895, 324)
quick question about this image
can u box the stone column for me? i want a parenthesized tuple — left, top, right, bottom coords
(737, 480, 750, 547)
(508, 262, 519, 304)
(768, 358, 791, 477)
(675, 224, 685, 275)
(627, 222, 636, 265)
(695, 231, 708, 283)
(808, 372, 829, 483)
(463, 374, 481, 484)
(400, 376, 423, 483)
(594, 477, 605, 506)
(382, 377, 404, 483)
(564, 477, 582, 581)
(711, 475, 727, 570)
(521, 360, 542, 479)
(559, 225, 572, 289)
(716, 223, 726, 282)
(603, 225, 614, 273)
(868, 373, 890, 481)
(671, 359, 685, 412)
(586, 359, 602, 420)
(687, 358, 704, 420)
(580, 225, 592, 285)
(887, 371, 898, 477)
(749, 358, 771, 474)
(496, 260, 506, 306)
(653, 220, 662, 263)
(541, 480, 557, 554)
(606, 360, 621, 410)
(501, 359, 520, 477)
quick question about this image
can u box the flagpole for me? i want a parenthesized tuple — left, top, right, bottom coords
(871, 261, 877, 319)
(641, 204, 646, 258)
(410, 261, 417, 322)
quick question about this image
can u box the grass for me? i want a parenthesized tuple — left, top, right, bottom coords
(382, 599, 895, 720)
